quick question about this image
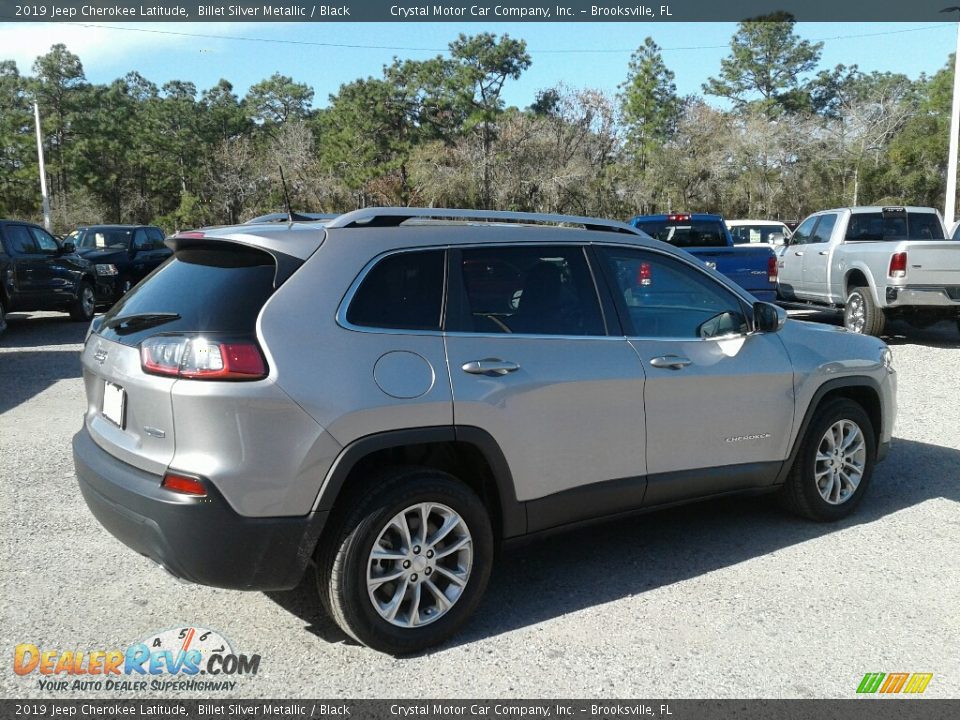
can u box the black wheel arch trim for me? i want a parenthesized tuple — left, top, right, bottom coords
(315, 425, 527, 538)
(775, 375, 886, 485)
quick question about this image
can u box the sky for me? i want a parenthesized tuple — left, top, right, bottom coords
(0, 21, 956, 108)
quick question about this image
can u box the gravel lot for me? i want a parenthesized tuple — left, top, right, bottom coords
(1, 308, 958, 699)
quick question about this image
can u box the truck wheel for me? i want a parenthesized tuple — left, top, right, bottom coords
(778, 398, 876, 522)
(0, 297, 7, 335)
(316, 468, 493, 655)
(843, 287, 885, 336)
(69, 281, 96, 321)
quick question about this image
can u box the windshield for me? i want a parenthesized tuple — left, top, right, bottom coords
(633, 219, 728, 248)
(77, 227, 135, 250)
(845, 212, 945, 241)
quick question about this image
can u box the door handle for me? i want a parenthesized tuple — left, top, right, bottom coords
(794, 251, 805, 256)
(461, 359, 520, 376)
(650, 355, 692, 370)
(818, 250, 829, 256)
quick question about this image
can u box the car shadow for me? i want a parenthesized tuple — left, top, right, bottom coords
(0, 314, 87, 414)
(785, 308, 959, 348)
(265, 437, 960, 652)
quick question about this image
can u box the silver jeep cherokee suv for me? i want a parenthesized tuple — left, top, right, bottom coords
(74, 208, 896, 654)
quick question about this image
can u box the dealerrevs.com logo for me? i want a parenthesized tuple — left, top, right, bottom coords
(13, 627, 261, 692)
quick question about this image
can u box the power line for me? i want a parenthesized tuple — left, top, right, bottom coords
(15, 20, 954, 56)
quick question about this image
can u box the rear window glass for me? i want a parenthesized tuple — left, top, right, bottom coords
(98, 245, 279, 346)
(633, 220, 728, 248)
(79, 228, 134, 249)
(730, 225, 787, 244)
(346, 250, 445, 331)
(845, 212, 945, 241)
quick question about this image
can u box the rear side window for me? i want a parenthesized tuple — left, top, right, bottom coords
(346, 250, 445, 331)
(455, 245, 605, 336)
(633, 219, 728, 248)
(845, 212, 945, 241)
(98, 244, 282, 346)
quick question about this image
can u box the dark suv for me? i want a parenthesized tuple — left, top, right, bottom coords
(69, 225, 171, 304)
(0, 219, 96, 332)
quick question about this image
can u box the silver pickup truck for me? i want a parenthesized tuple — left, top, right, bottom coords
(777, 206, 960, 336)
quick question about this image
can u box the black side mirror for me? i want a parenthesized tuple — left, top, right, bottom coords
(61, 241, 76, 253)
(753, 301, 786, 333)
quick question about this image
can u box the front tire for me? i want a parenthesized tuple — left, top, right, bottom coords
(843, 287, 885, 336)
(317, 468, 493, 654)
(69, 281, 95, 321)
(779, 398, 876, 521)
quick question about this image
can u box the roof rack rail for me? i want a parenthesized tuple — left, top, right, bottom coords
(325, 207, 642, 235)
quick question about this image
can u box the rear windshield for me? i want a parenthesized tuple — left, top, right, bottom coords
(78, 227, 134, 250)
(633, 219, 728, 248)
(97, 245, 279, 346)
(730, 225, 786, 244)
(845, 212, 945, 241)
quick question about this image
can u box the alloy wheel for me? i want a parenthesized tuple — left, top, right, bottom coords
(366, 502, 473, 628)
(815, 420, 866, 505)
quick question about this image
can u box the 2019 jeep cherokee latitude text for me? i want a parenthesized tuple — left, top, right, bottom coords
(73, 208, 896, 654)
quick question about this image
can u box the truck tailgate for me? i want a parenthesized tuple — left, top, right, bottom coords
(900, 241, 960, 285)
(688, 245, 775, 298)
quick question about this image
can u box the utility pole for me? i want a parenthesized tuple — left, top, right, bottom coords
(942, 8, 960, 225)
(33, 102, 52, 232)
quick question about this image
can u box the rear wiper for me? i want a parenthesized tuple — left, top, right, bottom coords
(103, 312, 181, 333)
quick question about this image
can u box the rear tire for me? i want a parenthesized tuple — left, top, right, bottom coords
(316, 468, 493, 655)
(779, 398, 876, 522)
(0, 297, 6, 335)
(843, 287, 885, 336)
(69, 281, 95, 322)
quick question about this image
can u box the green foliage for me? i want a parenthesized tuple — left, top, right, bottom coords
(619, 37, 680, 169)
(704, 13, 823, 116)
(0, 33, 952, 231)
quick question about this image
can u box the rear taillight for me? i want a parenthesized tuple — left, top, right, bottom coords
(888, 252, 907, 278)
(141, 335, 267, 380)
(637, 262, 653, 286)
(768, 255, 778, 283)
(161, 472, 207, 496)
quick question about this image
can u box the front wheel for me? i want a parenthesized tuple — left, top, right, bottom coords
(69, 281, 95, 321)
(843, 287, 885, 336)
(317, 468, 493, 654)
(779, 398, 876, 521)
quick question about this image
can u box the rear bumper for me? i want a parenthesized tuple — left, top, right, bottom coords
(750, 288, 777, 303)
(73, 427, 327, 591)
(884, 285, 960, 309)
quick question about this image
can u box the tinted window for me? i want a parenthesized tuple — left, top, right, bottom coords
(147, 228, 166, 245)
(599, 247, 748, 339)
(346, 250, 445, 331)
(4, 225, 38, 254)
(845, 212, 945, 241)
(98, 245, 282, 347)
(457, 246, 604, 336)
(810, 214, 837, 244)
(633, 219, 728, 248)
(132, 229, 150, 250)
(790, 216, 819, 245)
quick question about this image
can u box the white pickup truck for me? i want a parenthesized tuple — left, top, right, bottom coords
(777, 206, 960, 336)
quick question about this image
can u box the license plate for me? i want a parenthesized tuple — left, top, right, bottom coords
(102, 381, 126, 429)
